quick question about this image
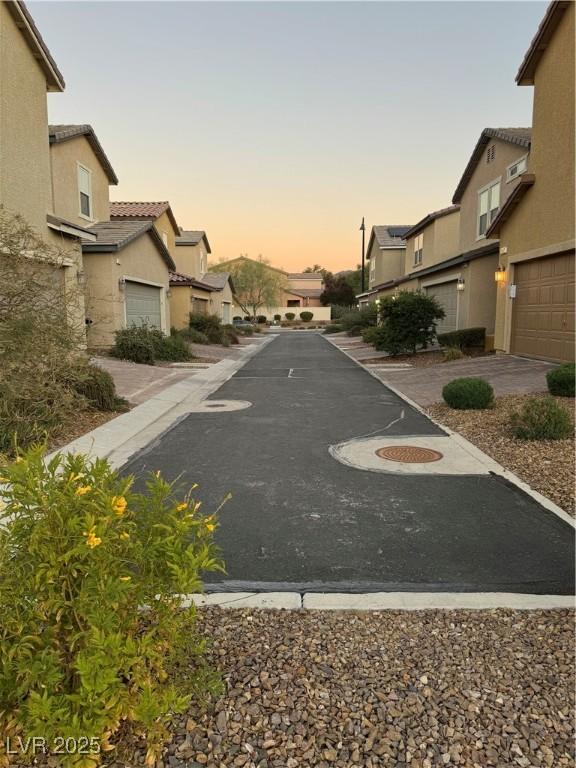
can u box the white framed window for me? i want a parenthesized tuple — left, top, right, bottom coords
(414, 233, 423, 265)
(477, 179, 501, 237)
(369, 257, 375, 281)
(77, 164, 92, 219)
(506, 155, 528, 182)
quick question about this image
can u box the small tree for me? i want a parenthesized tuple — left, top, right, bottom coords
(371, 291, 445, 355)
(320, 274, 356, 307)
(212, 257, 287, 320)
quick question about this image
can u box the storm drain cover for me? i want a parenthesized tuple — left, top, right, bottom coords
(375, 445, 443, 463)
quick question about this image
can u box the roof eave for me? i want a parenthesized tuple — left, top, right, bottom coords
(8, 2, 65, 91)
(485, 174, 535, 237)
(516, 1, 570, 85)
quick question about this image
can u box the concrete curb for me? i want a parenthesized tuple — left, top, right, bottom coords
(182, 591, 575, 611)
(323, 334, 575, 529)
(48, 337, 276, 469)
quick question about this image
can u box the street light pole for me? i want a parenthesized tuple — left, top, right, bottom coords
(360, 217, 366, 293)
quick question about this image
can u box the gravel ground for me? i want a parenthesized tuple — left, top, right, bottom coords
(139, 607, 576, 768)
(427, 394, 575, 516)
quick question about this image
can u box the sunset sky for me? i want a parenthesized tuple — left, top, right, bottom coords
(32, 1, 546, 272)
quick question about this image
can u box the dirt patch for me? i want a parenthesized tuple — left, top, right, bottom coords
(428, 394, 575, 516)
(362, 350, 492, 368)
(48, 409, 122, 453)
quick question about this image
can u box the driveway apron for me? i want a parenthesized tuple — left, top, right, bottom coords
(122, 333, 575, 594)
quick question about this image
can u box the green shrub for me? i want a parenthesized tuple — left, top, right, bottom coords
(233, 316, 242, 323)
(323, 324, 343, 334)
(437, 327, 486, 350)
(285, 312, 296, 321)
(235, 325, 254, 337)
(330, 305, 349, 321)
(110, 325, 156, 364)
(222, 325, 240, 344)
(71, 363, 128, 412)
(347, 324, 365, 337)
(443, 346, 464, 362)
(511, 396, 573, 440)
(189, 313, 225, 344)
(339, 304, 378, 334)
(0, 447, 224, 766)
(300, 311, 314, 322)
(373, 291, 445, 355)
(546, 363, 575, 397)
(273, 314, 281, 321)
(442, 377, 494, 410)
(158, 332, 192, 361)
(180, 327, 210, 345)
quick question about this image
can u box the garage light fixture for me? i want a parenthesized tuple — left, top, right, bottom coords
(457, 278, 465, 291)
(494, 266, 506, 283)
(118, 277, 126, 289)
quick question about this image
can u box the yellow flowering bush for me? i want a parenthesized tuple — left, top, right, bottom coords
(0, 447, 225, 767)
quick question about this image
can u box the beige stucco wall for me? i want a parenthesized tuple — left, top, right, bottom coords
(173, 242, 208, 278)
(289, 276, 323, 290)
(467, 253, 499, 333)
(153, 211, 178, 261)
(405, 210, 460, 275)
(0, 2, 52, 234)
(494, 4, 575, 352)
(369, 245, 405, 288)
(50, 136, 110, 226)
(458, 138, 527, 254)
(209, 282, 234, 320)
(83, 233, 171, 348)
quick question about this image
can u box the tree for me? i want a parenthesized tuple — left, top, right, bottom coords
(365, 291, 445, 355)
(320, 273, 356, 307)
(213, 256, 287, 319)
(303, 264, 331, 279)
(345, 263, 369, 296)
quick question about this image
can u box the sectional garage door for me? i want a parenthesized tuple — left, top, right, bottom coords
(425, 281, 458, 334)
(125, 281, 162, 329)
(511, 251, 575, 362)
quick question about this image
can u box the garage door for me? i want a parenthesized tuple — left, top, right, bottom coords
(511, 251, 575, 362)
(425, 281, 458, 334)
(125, 281, 162, 329)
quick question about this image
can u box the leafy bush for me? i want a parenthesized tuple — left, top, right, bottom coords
(300, 311, 314, 322)
(511, 396, 573, 440)
(546, 363, 575, 397)
(256, 315, 267, 324)
(222, 325, 240, 344)
(180, 327, 210, 345)
(273, 314, 281, 321)
(0, 448, 224, 766)
(233, 316, 242, 323)
(323, 324, 343, 334)
(71, 363, 128, 412)
(339, 304, 378, 335)
(372, 291, 444, 355)
(285, 312, 296, 321)
(111, 325, 191, 364)
(442, 377, 494, 410)
(189, 313, 225, 344)
(330, 305, 350, 321)
(443, 346, 464, 362)
(437, 327, 486, 350)
(235, 325, 254, 337)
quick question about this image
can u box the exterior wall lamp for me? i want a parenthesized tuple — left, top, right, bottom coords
(118, 277, 126, 290)
(457, 278, 465, 291)
(494, 266, 506, 283)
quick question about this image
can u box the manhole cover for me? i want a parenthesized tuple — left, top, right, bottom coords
(375, 445, 443, 463)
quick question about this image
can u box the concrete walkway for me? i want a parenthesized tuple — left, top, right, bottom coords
(367, 354, 556, 406)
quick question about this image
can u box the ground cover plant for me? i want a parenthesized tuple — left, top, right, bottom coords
(511, 395, 573, 440)
(0, 448, 225, 767)
(546, 363, 575, 397)
(111, 325, 191, 365)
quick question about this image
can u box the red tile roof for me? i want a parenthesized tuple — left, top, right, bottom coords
(169, 271, 217, 291)
(110, 201, 180, 235)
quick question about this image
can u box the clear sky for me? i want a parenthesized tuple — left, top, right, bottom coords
(31, 1, 546, 272)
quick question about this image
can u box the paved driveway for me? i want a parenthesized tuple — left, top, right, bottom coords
(123, 333, 574, 594)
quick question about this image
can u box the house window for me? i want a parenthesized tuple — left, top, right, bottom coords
(414, 233, 423, 265)
(507, 156, 528, 182)
(160, 231, 168, 247)
(287, 299, 300, 307)
(486, 145, 496, 163)
(369, 258, 375, 281)
(477, 180, 501, 237)
(78, 165, 92, 219)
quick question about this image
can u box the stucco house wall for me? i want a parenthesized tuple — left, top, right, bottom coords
(83, 233, 171, 348)
(49, 136, 110, 226)
(173, 242, 208, 279)
(370, 245, 405, 288)
(406, 211, 460, 275)
(209, 281, 233, 319)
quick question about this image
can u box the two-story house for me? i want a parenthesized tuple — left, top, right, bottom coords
(487, 1, 574, 363)
(1, 1, 88, 330)
(359, 225, 412, 305)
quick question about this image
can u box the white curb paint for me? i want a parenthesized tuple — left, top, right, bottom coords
(330, 434, 493, 476)
(303, 592, 576, 611)
(48, 336, 276, 469)
(323, 335, 576, 529)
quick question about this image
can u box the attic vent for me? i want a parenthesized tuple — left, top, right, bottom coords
(486, 145, 496, 163)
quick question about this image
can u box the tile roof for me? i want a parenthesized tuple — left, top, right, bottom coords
(169, 272, 216, 291)
(288, 288, 323, 298)
(176, 230, 212, 253)
(403, 205, 460, 240)
(110, 201, 180, 235)
(367, 225, 412, 258)
(516, 2, 570, 85)
(81, 219, 175, 270)
(452, 128, 532, 203)
(7, 2, 65, 91)
(49, 124, 118, 184)
(201, 271, 230, 290)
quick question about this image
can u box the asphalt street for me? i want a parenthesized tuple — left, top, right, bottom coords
(123, 333, 575, 593)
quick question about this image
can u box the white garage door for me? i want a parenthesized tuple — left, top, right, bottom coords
(425, 281, 458, 334)
(125, 281, 162, 329)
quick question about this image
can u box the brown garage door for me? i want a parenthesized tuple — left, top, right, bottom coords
(511, 250, 575, 362)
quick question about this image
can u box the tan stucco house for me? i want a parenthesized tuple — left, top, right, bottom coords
(487, 1, 574, 362)
(357, 225, 412, 306)
(1, 1, 87, 330)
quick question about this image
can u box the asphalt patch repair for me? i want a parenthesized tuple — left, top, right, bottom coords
(123, 333, 575, 594)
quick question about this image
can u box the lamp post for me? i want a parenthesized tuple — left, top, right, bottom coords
(360, 217, 366, 293)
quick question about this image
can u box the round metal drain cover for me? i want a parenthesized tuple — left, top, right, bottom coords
(375, 445, 443, 463)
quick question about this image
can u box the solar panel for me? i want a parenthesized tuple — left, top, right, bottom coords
(388, 226, 411, 238)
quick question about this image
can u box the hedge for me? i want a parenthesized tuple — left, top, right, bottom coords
(437, 327, 486, 350)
